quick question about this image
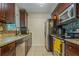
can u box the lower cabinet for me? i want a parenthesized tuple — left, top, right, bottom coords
(0, 35, 32, 56)
(25, 36, 32, 55)
(27, 37, 32, 51)
(16, 35, 32, 56)
(25, 40, 28, 55)
(49, 35, 53, 52)
(0, 42, 16, 56)
(16, 39, 26, 56)
(65, 41, 79, 56)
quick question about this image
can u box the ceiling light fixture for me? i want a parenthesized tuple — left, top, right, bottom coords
(37, 3, 47, 7)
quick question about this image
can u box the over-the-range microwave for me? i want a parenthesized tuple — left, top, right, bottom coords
(59, 4, 78, 24)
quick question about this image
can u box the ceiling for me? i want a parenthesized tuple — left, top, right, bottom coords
(17, 3, 58, 13)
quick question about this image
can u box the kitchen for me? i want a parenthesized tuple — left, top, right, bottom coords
(0, 3, 79, 56)
(0, 3, 32, 56)
(48, 3, 79, 56)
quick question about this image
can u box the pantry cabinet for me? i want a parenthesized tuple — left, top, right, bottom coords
(65, 41, 79, 56)
(0, 42, 16, 56)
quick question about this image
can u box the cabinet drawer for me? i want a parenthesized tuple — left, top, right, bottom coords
(1, 45, 9, 55)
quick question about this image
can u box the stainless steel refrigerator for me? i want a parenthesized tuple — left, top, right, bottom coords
(44, 19, 54, 51)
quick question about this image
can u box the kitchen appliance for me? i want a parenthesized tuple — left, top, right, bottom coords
(20, 27, 27, 34)
(44, 19, 54, 51)
(57, 25, 66, 38)
(53, 37, 62, 56)
(45, 20, 49, 51)
(59, 4, 76, 24)
(16, 38, 26, 56)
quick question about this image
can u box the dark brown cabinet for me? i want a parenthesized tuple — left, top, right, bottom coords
(0, 42, 16, 56)
(20, 9, 26, 27)
(7, 3, 15, 23)
(20, 9, 28, 27)
(65, 41, 79, 56)
(52, 3, 71, 15)
(0, 3, 6, 21)
(58, 3, 71, 14)
(0, 3, 15, 23)
(75, 4, 79, 18)
(20, 9, 28, 34)
(0, 4, 2, 19)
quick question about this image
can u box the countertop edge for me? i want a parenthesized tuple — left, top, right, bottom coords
(0, 34, 31, 48)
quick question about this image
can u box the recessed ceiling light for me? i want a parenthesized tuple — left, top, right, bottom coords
(36, 3, 47, 7)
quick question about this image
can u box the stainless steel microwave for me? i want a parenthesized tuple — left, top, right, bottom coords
(59, 4, 76, 24)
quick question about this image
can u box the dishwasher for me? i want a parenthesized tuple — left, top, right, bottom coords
(16, 38, 26, 56)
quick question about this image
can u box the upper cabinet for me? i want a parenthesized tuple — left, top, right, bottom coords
(0, 3, 7, 22)
(0, 3, 28, 27)
(76, 4, 79, 18)
(0, 3, 15, 23)
(51, 3, 71, 23)
(58, 3, 71, 14)
(20, 9, 28, 27)
(7, 3, 15, 23)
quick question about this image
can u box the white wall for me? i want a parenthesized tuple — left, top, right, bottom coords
(28, 12, 50, 46)
(15, 4, 20, 31)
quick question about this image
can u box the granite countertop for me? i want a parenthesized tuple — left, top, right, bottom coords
(0, 34, 31, 47)
(65, 39, 79, 45)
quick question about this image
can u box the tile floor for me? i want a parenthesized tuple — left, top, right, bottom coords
(27, 46, 53, 56)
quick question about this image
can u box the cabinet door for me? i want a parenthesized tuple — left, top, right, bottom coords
(0, 3, 2, 19)
(20, 10, 25, 27)
(25, 12, 28, 27)
(76, 4, 79, 18)
(1, 45, 9, 56)
(0, 3, 5, 20)
(1, 42, 16, 56)
(8, 42, 16, 56)
(1, 3, 5, 19)
(7, 3, 15, 23)
(65, 41, 79, 56)
(25, 40, 28, 55)
(58, 3, 71, 14)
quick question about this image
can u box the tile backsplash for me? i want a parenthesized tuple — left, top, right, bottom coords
(63, 19, 79, 33)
